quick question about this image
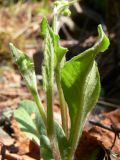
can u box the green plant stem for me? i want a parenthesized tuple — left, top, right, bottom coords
(67, 94, 85, 160)
(45, 14, 61, 160)
(32, 90, 47, 125)
(46, 54, 62, 160)
(49, 137, 61, 160)
(53, 14, 58, 34)
(46, 87, 54, 137)
(46, 55, 61, 160)
(53, 9, 68, 138)
(55, 67, 68, 137)
(33, 90, 61, 160)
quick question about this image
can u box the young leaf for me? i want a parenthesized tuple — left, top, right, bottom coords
(14, 100, 53, 160)
(41, 17, 69, 159)
(61, 25, 110, 155)
(41, 17, 68, 134)
(9, 43, 46, 125)
(41, 18, 68, 70)
(9, 43, 37, 94)
(41, 17, 69, 137)
(41, 17, 54, 92)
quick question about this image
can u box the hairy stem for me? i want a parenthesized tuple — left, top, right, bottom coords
(45, 49, 61, 160)
(55, 67, 68, 137)
(43, 10, 61, 160)
(67, 89, 85, 160)
(50, 137, 61, 160)
(53, 7, 68, 138)
(31, 88, 62, 160)
(45, 51, 61, 160)
(32, 90, 47, 125)
(53, 13, 58, 33)
(46, 86, 54, 137)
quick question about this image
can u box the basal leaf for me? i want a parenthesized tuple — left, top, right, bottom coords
(14, 107, 40, 145)
(18, 100, 46, 135)
(40, 135, 54, 160)
(14, 100, 53, 160)
(15, 101, 69, 159)
(61, 25, 110, 147)
(55, 122, 69, 159)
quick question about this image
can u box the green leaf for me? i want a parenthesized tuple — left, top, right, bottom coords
(61, 25, 110, 148)
(54, 34, 68, 68)
(40, 18, 68, 71)
(41, 17, 48, 36)
(14, 100, 53, 160)
(18, 100, 46, 135)
(14, 107, 40, 145)
(55, 122, 69, 159)
(9, 43, 37, 94)
(40, 135, 54, 160)
(54, 0, 72, 17)
(9, 43, 46, 129)
(41, 17, 54, 92)
(41, 18, 69, 159)
(15, 100, 69, 159)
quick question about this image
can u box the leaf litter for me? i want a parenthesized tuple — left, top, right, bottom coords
(0, 2, 119, 159)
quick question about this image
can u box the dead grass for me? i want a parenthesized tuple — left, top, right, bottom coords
(0, 1, 51, 62)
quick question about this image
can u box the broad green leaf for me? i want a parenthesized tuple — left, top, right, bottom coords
(61, 25, 110, 146)
(14, 100, 53, 160)
(9, 43, 37, 94)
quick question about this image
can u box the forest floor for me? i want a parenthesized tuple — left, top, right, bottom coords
(0, 1, 120, 160)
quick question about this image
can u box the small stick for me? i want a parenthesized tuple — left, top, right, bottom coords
(89, 120, 120, 149)
(1, 144, 6, 160)
(89, 120, 120, 134)
(110, 132, 117, 149)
